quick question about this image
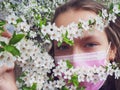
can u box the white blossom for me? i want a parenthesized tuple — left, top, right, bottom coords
(64, 70, 72, 80)
(69, 85, 76, 90)
(113, 5, 120, 14)
(108, 13, 117, 23)
(95, 16, 105, 31)
(53, 66, 62, 77)
(55, 79, 65, 88)
(79, 19, 89, 30)
(0, 51, 16, 68)
(114, 67, 120, 79)
(102, 9, 108, 19)
(0, 37, 9, 45)
(5, 13, 18, 24)
(29, 31, 37, 38)
(17, 22, 30, 32)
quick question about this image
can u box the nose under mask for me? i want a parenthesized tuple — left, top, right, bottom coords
(54, 50, 108, 68)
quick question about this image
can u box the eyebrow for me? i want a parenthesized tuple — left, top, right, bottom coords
(80, 35, 101, 42)
(54, 34, 102, 46)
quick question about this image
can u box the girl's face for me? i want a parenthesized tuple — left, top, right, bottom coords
(54, 9, 115, 60)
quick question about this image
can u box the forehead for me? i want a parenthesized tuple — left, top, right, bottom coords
(54, 9, 108, 45)
(55, 9, 97, 27)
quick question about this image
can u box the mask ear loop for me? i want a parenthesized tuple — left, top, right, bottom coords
(106, 42, 111, 54)
(105, 42, 111, 63)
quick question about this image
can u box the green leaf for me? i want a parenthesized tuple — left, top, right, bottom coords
(57, 41, 63, 47)
(17, 72, 26, 83)
(17, 78, 23, 83)
(88, 19, 95, 25)
(71, 74, 79, 88)
(35, 14, 41, 20)
(118, 4, 120, 10)
(31, 83, 37, 90)
(4, 45, 20, 56)
(89, 20, 91, 25)
(61, 86, 69, 90)
(109, 3, 114, 10)
(39, 19, 46, 28)
(66, 60, 73, 69)
(62, 31, 74, 46)
(117, 13, 120, 16)
(22, 83, 37, 90)
(9, 33, 25, 45)
(10, 2, 18, 10)
(0, 41, 6, 46)
(43, 18, 47, 25)
(0, 20, 6, 26)
(78, 22, 83, 29)
(0, 48, 4, 52)
(77, 87, 85, 90)
(109, 3, 114, 14)
(23, 86, 30, 90)
(65, 31, 68, 38)
(16, 18, 23, 23)
(63, 37, 74, 46)
(21, 72, 26, 77)
(12, 31, 16, 38)
(44, 34, 50, 40)
(98, 10, 102, 17)
(0, 26, 5, 31)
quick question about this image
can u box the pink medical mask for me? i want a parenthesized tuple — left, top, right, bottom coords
(54, 44, 110, 90)
(54, 50, 107, 68)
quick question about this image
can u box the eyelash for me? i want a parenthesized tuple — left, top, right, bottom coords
(55, 42, 99, 51)
(84, 43, 98, 48)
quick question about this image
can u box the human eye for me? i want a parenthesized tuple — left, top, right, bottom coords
(56, 44, 69, 51)
(84, 42, 98, 48)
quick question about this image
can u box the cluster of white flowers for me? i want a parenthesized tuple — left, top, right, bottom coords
(41, 17, 105, 42)
(15, 38, 55, 89)
(0, 0, 120, 90)
(43, 79, 65, 90)
(0, 0, 68, 90)
(5, 13, 31, 32)
(1, 0, 67, 23)
(0, 0, 68, 40)
(0, 35, 55, 90)
(51, 60, 120, 89)
(41, 3, 120, 43)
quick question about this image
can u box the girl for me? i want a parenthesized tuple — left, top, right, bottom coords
(0, 0, 120, 90)
(51, 0, 120, 90)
